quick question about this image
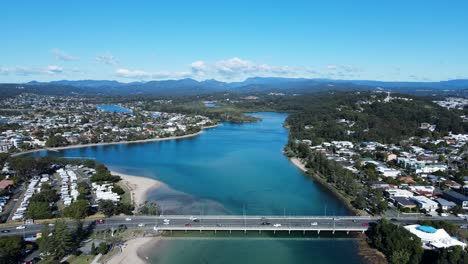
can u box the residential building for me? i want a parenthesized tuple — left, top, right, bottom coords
(435, 198, 456, 211)
(411, 196, 438, 212)
(442, 191, 468, 209)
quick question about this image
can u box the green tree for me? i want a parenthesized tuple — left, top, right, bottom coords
(62, 200, 90, 219)
(53, 220, 74, 259)
(0, 236, 24, 264)
(90, 242, 97, 255)
(97, 242, 108, 255)
(368, 219, 423, 264)
(99, 200, 116, 217)
(26, 201, 53, 219)
(45, 135, 67, 148)
(112, 184, 125, 195)
(139, 201, 161, 215)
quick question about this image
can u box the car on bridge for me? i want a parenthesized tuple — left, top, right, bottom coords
(273, 224, 281, 227)
(1, 230, 10, 233)
(16, 225, 25, 230)
(311, 222, 318, 226)
(125, 217, 132, 221)
(361, 222, 369, 227)
(185, 223, 191, 227)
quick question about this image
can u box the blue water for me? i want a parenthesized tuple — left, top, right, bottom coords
(30, 112, 363, 263)
(97, 104, 133, 113)
(204, 102, 217, 108)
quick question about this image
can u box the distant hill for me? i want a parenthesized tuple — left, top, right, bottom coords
(0, 77, 466, 97)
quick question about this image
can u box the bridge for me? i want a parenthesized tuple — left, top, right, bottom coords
(152, 215, 374, 234)
(0, 214, 465, 238)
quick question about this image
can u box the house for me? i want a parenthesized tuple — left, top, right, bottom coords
(377, 166, 401, 178)
(386, 153, 397, 162)
(405, 225, 466, 249)
(415, 163, 448, 174)
(400, 176, 415, 184)
(393, 197, 417, 209)
(442, 191, 468, 209)
(0, 179, 14, 191)
(411, 196, 438, 212)
(410, 186, 435, 196)
(385, 189, 414, 198)
(368, 181, 390, 189)
(435, 198, 456, 211)
(444, 180, 461, 190)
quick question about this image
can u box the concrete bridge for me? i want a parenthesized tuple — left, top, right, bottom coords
(4, 214, 466, 238)
(152, 215, 374, 234)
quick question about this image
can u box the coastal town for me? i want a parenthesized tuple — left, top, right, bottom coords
(0, 94, 217, 153)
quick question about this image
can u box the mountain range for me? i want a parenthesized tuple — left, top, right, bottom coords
(1, 77, 467, 97)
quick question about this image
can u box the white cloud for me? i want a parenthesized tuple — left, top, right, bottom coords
(190, 60, 208, 75)
(115, 68, 191, 80)
(96, 52, 118, 66)
(190, 57, 300, 80)
(0, 66, 41, 76)
(46, 65, 63, 74)
(0, 65, 69, 76)
(115, 58, 364, 81)
(50, 49, 78, 61)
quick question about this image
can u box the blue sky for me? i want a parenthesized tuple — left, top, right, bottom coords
(1, 0, 467, 83)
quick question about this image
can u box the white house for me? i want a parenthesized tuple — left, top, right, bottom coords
(411, 196, 438, 212)
(405, 225, 466, 249)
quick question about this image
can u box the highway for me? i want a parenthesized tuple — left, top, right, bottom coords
(1, 215, 467, 238)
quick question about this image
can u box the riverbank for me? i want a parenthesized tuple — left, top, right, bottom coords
(289, 157, 384, 264)
(111, 171, 163, 209)
(289, 157, 365, 216)
(107, 237, 158, 264)
(11, 124, 220, 157)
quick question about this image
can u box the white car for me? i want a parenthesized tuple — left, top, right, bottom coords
(48, 223, 54, 227)
(440, 213, 448, 217)
(138, 223, 145, 227)
(125, 217, 132, 221)
(16, 225, 25, 230)
(163, 221, 170, 225)
(189, 216, 198, 221)
(311, 222, 318, 226)
(273, 224, 282, 227)
(163, 219, 170, 224)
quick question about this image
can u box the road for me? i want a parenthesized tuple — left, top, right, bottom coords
(1, 215, 467, 238)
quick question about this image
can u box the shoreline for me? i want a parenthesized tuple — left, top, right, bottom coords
(110, 171, 163, 209)
(12, 124, 220, 157)
(289, 157, 383, 264)
(107, 236, 158, 264)
(289, 157, 364, 216)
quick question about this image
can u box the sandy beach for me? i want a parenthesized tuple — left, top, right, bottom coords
(111, 171, 163, 209)
(107, 237, 158, 264)
(12, 124, 220, 157)
(289, 157, 308, 172)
